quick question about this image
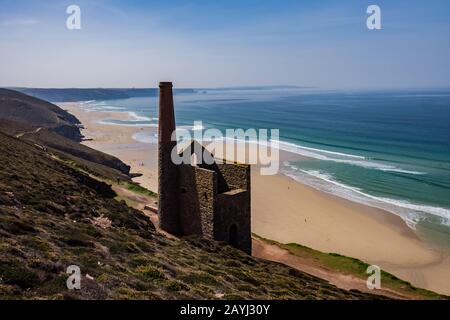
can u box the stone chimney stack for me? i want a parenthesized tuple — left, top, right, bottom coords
(158, 82, 176, 144)
(158, 82, 180, 234)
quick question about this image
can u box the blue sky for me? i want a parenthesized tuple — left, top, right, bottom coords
(1, 0, 450, 89)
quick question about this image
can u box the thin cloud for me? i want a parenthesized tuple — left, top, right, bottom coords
(1, 18, 38, 27)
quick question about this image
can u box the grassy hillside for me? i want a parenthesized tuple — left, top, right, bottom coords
(0, 131, 379, 300)
(0, 88, 131, 177)
(23, 129, 131, 180)
(0, 88, 81, 140)
(254, 235, 446, 300)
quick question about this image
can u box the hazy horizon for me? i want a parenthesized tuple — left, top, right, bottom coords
(1, 0, 450, 89)
(6, 85, 450, 91)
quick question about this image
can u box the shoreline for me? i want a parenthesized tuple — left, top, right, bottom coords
(60, 102, 450, 295)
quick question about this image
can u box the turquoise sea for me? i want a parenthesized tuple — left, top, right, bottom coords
(80, 88, 450, 245)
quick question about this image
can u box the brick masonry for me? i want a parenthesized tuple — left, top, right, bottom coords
(157, 82, 252, 254)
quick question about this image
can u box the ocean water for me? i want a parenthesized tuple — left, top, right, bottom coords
(80, 88, 450, 241)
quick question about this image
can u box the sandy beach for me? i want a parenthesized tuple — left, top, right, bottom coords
(61, 102, 450, 295)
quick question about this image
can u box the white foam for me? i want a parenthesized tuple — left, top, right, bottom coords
(283, 166, 450, 228)
(128, 112, 153, 122)
(81, 101, 126, 112)
(132, 132, 158, 144)
(210, 137, 425, 175)
(80, 100, 95, 104)
(273, 140, 425, 175)
(89, 106, 126, 112)
(97, 120, 158, 127)
(276, 140, 365, 159)
(178, 124, 205, 131)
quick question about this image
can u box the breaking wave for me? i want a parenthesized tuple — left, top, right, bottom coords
(283, 166, 450, 228)
(274, 140, 425, 175)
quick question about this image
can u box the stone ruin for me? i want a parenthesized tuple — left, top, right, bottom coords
(157, 82, 252, 254)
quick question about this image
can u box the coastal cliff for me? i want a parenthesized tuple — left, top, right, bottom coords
(0, 89, 131, 177)
(0, 130, 377, 299)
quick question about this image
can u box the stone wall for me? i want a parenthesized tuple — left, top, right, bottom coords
(178, 165, 217, 239)
(199, 163, 250, 192)
(177, 162, 252, 254)
(215, 189, 252, 254)
(214, 163, 250, 192)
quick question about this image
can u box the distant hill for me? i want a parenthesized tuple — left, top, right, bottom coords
(0, 88, 82, 140)
(0, 131, 377, 299)
(0, 88, 130, 178)
(11, 88, 196, 102)
(199, 85, 314, 91)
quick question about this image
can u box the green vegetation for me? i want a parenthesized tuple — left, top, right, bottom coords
(0, 131, 378, 300)
(253, 234, 445, 300)
(121, 181, 157, 197)
(135, 266, 166, 281)
(0, 260, 40, 289)
(0, 89, 132, 180)
(52, 153, 156, 200)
